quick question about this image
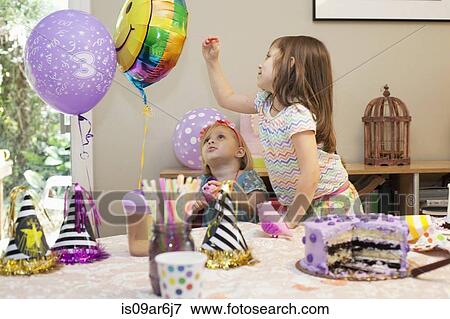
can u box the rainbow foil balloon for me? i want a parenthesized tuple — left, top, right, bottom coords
(114, 0, 188, 103)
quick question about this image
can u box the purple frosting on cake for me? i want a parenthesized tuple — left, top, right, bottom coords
(302, 215, 356, 275)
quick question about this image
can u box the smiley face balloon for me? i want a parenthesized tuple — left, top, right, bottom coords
(114, 0, 188, 102)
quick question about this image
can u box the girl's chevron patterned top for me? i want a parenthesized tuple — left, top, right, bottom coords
(255, 91, 349, 206)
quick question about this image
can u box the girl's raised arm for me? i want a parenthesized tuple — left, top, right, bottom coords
(202, 36, 257, 114)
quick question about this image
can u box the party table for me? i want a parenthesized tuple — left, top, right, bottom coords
(0, 223, 449, 298)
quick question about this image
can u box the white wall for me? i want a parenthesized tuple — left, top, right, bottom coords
(90, 0, 450, 236)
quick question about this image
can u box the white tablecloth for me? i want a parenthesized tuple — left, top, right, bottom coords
(0, 223, 449, 298)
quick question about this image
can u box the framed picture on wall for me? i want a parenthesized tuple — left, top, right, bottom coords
(314, 0, 450, 21)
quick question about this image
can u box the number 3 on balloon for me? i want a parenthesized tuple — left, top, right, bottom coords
(72, 52, 96, 78)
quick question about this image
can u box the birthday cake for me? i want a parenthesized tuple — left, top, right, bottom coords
(300, 214, 409, 278)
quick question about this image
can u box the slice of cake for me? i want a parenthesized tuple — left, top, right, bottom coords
(300, 214, 409, 278)
(350, 214, 409, 275)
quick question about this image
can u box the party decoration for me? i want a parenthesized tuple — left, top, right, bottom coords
(114, 0, 188, 101)
(257, 202, 292, 238)
(52, 183, 108, 264)
(411, 225, 449, 252)
(0, 188, 58, 276)
(114, 0, 187, 190)
(24, 10, 117, 115)
(172, 108, 227, 169)
(405, 214, 431, 243)
(153, 175, 201, 224)
(200, 181, 255, 269)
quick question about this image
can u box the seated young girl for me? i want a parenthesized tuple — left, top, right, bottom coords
(126, 119, 268, 255)
(191, 119, 268, 227)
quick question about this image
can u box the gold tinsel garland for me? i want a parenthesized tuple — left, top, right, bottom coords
(200, 248, 257, 270)
(0, 253, 60, 276)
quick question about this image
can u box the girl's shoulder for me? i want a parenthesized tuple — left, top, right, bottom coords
(285, 103, 316, 121)
(278, 103, 317, 137)
(236, 169, 268, 194)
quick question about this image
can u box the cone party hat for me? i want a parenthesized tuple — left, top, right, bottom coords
(0, 187, 58, 276)
(200, 181, 255, 269)
(52, 183, 108, 264)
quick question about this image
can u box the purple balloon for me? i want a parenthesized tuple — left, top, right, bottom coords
(172, 108, 227, 169)
(24, 10, 116, 115)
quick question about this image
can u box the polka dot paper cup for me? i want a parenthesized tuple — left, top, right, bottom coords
(156, 251, 207, 299)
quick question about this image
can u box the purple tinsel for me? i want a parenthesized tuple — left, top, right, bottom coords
(67, 183, 101, 234)
(56, 244, 109, 265)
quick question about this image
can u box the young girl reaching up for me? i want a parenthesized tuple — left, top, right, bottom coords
(202, 35, 363, 227)
(190, 119, 268, 227)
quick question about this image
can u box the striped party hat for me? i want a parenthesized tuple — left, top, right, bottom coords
(52, 183, 108, 264)
(0, 187, 58, 276)
(200, 181, 254, 269)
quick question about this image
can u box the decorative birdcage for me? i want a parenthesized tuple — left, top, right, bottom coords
(362, 85, 411, 166)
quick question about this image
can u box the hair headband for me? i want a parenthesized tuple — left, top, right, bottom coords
(199, 119, 242, 146)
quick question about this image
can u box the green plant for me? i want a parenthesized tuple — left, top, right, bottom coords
(0, 0, 70, 197)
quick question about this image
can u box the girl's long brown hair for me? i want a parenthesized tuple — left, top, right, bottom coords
(269, 36, 336, 154)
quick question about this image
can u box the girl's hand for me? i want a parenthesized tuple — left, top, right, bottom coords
(191, 199, 209, 213)
(184, 198, 208, 227)
(202, 180, 221, 203)
(202, 36, 220, 63)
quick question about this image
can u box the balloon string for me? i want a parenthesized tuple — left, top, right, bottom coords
(138, 104, 152, 190)
(77, 115, 93, 160)
(85, 163, 100, 238)
(139, 88, 148, 106)
(77, 115, 99, 236)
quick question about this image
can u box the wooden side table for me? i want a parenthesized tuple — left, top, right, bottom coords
(160, 160, 450, 215)
(0, 160, 13, 238)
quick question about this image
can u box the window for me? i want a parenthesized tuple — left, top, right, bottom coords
(0, 0, 70, 236)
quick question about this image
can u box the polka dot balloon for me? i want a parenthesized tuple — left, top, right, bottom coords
(172, 108, 227, 169)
